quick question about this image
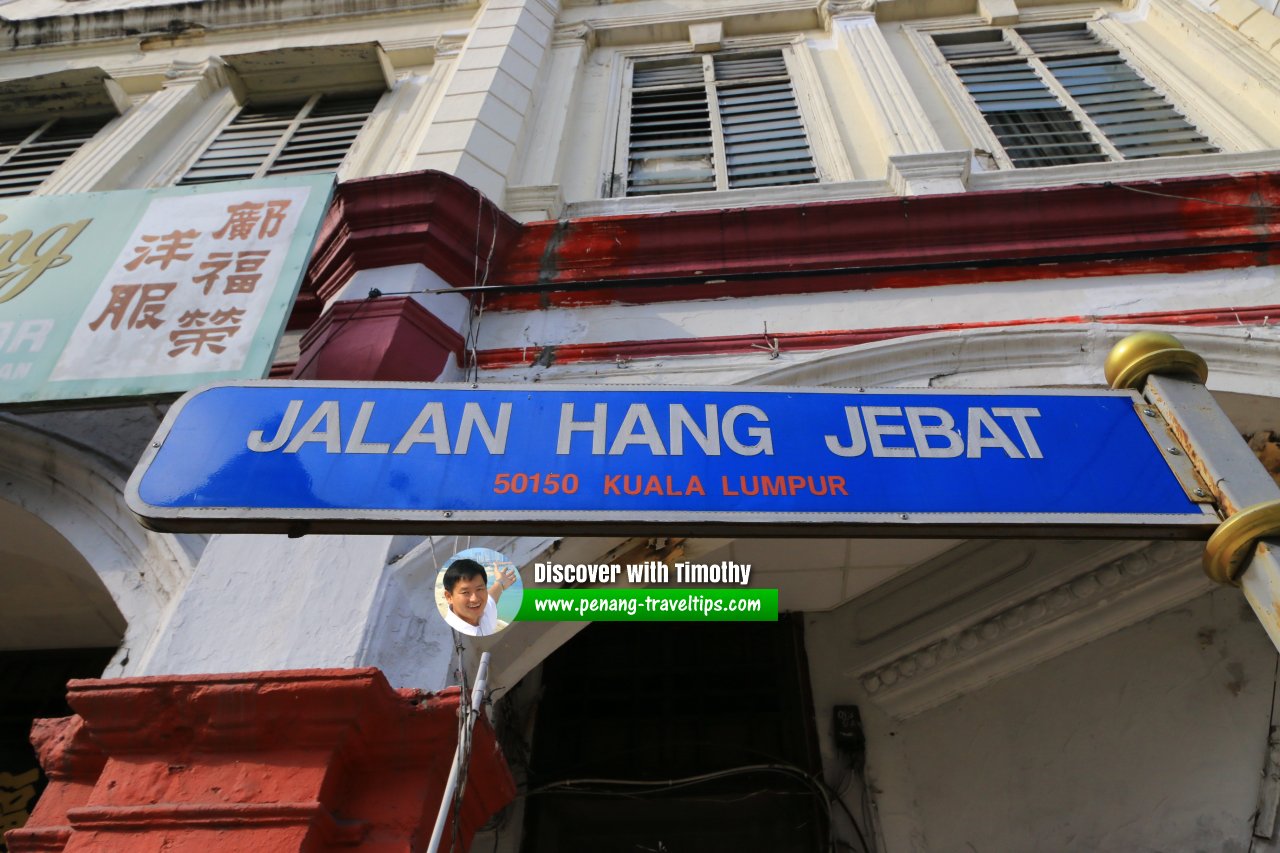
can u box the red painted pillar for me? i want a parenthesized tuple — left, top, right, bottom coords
(293, 296, 465, 382)
(5, 669, 514, 852)
(293, 171, 520, 383)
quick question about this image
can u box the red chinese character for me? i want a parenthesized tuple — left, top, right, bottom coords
(212, 200, 291, 240)
(260, 200, 291, 238)
(223, 251, 269, 294)
(175, 309, 209, 328)
(235, 250, 269, 271)
(123, 230, 200, 271)
(168, 307, 244, 357)
(168, 324, 239, 357)
(193, 252, 233, 295)
(212, 203, 264, 240)
(88, 283, 176, 331)
(209, 307, 246, 326)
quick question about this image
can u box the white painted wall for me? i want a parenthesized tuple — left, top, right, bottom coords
(839, 586, 1277, 852)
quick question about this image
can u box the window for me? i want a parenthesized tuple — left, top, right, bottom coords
(935, 23, 1216, 168)
(0, 117, 112, 198)
(178, 92, 380, 186)
(616, 48, 818, 197)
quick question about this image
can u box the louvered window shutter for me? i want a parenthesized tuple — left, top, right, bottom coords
(180, 92, 380, 186)
(624, 49, 817, 197)
(0, 116, 111, 198)
(626, 57, 715, 196)
(937, 24, 1215, 168)
(936, 33, 1104, 167)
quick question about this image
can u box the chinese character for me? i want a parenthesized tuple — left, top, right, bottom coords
(168, 308, 242, 357)
(123, 230, 200, 271)
(88, 283, 176, 331)
(224, 250, 269, 295)
(209, 307, 246, 326)
(260, 200, 291, 238)
(212, 200, 292, 240)
(193, 252, 233, 295)
(168, 326, 239, 357)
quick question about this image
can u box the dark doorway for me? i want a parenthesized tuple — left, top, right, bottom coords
(520, 615, 824, 853)
(0, 648, 116, 848)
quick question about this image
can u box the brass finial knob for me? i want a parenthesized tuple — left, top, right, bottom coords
(1104, 332, 1208, 390)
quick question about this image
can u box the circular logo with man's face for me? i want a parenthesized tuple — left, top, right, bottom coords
(435, 547, 523, 637)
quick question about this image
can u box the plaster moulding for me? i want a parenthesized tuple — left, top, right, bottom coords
(505, 183, 565, 220)
(0, 68, 130, 125)
(849, 539, 1211, 719)
(753, 324, 1280, 398)
(553, 22, 596, 48)
(689, 21, 726, 52)
(753, 323, 1277, 718)
(886, 149, 971, 194)
(568, 0, 824, 48)
(824, 0, 879, 21)
(967, 149, 1280, 192)
(0, 0, 479, 51)
(223, 42, 394, 100)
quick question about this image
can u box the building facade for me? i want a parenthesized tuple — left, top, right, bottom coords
(3, 0, 1280, 849)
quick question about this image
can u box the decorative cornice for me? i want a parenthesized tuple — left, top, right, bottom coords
(303, 169, 521, 304)
(434, 30, 471, 59)
(756, 324, 1280, 397)
(475, 305, 1280, 369)
(161, 57, 233, 98)
(297, 169, 1280, 318)
(886, 150, 970, 193)
(553, 22, 595, 48)
(822, 0, 877, 25)
(491, 170, 1280, 308)
(0, 0, 478, 51)
(854, 540, 1211, 718)
(505, 183, 565, 219)
(572, 0, 825, 48)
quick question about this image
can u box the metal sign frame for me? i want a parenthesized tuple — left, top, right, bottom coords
(125, 381, 1220, 539)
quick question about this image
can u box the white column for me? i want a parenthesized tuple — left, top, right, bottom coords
(1104, 0, 1275, 150)
(42, 60, 234, 195)
(412, 0, 561, 202)
(505, 22, 592, 220)
(829, 6, 971, 194)
(135, 532, 458, 684)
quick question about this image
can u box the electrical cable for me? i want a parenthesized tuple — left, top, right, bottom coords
(521, 762, 871, 853)
(1104, 181, 1280, 211)
(446, 632, 472, 853)
(464, 190, 500, 385)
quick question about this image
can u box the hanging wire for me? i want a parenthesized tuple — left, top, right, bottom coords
(447, 630, 473, 852)
(520, 762, 872, 853)
(1104, 181, 1280, 211)
(464, 194, 500, 385)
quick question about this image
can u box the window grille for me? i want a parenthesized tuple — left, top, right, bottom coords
(179, 92, 380, 186)
(623, 49, 818, 197)
(935, 23, 1216, 168)
(0, 117, 111, 198)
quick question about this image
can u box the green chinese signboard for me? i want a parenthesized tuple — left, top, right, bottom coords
(0, 175, 332, 406)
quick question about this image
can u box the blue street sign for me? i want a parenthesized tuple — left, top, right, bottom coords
(126, 382, 1218, 538)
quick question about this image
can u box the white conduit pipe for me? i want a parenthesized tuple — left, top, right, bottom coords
(426, 650, 491, 853)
